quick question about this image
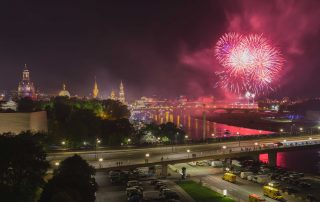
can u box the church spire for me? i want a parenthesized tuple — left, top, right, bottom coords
(92, 77, 99, 99)
(119, 80, 126, 104)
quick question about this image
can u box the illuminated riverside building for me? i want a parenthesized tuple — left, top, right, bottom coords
(17, 64, 36, 99)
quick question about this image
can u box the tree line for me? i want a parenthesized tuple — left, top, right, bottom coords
(0, 132, 96, 202)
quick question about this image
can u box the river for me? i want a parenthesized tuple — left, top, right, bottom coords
(153, 110, 320, 175)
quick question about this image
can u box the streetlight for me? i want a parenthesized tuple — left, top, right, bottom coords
(223, 189, 227, 197)
(222, 145, 227, 149)
(187, 149, 190, 158)
(83, 141, 87, 145)
(98, 158, 103, 168)
(279, 129, 284, 133)
(254, 142, 258, 146)
(211, 133, 215, 137)
(95, 139, 101, 160)
(145, 153, 150, 163)
(54, 162, 60, 166)
(128, 138, 131, 143)
(299, 127, 303, 132)
(309, 137, 313, 140)
(185, 135, 188, 139)
(236, 131, 240, 146)
(61, 141, 65, 145)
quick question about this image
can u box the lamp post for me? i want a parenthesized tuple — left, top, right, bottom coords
(98, 158, 103, 168)
(95, 139, 101, 160)
(145, 153, 150, 163)
(187, 149, 190, 158)
(222, 145, 227, 153)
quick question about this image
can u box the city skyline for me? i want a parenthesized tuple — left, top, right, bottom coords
(1, 1, 320, 99)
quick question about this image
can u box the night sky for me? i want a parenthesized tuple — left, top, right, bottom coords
(1, 0, 320, 100)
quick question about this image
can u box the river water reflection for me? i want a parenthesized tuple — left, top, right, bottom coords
(151, 110, 319, 174)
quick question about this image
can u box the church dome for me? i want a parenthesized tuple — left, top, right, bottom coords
(58, 84, 70, 97)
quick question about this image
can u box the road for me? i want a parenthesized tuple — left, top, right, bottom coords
(48, 134, 320, 168)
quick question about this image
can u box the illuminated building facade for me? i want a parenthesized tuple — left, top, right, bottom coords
(58, 83, 71, 98)
(110, 90, 116, 100)
(17, 64, 36, 99)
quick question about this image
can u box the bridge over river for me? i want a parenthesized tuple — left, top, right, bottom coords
(48, 135, 320, 176)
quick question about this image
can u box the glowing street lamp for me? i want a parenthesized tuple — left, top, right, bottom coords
(211, 133, 215, 137)
(280, 129, 284, 133)
(187, 149, 190, 158)
(54, 162, 60, 166)
(254, 142, 258, 146)
(222, 145, 227, 149)
(83, 141, 87, 145)
(299, 127, 303, 132)
(98, 158, 103, 162)
(223, 189, 227, 197)
(61, 141, 66, 145)
(145, 153, 150, 163)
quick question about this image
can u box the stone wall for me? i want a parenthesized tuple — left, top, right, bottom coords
(0, 111, 47, 134)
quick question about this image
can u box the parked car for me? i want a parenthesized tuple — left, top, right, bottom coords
(155, 182, 165, 189)
(159, 188, 171, 197)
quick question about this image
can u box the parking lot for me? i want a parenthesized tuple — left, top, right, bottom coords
(95, 167, 194, 202)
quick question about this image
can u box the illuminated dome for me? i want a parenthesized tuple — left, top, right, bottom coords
(59, 84, 70, 97)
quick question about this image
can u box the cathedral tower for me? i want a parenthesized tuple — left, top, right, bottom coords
(18, 64, 36, 99)
(92, 77, 99, 99)
(119, 81, 126, 104)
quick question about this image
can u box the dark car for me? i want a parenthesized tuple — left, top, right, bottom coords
(155, 182, 165, 189)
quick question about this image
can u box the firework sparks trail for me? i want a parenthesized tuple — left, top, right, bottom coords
(215, 33, 284, 95)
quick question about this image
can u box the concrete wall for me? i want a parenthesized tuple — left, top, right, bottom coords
(0, 111, 47, 134)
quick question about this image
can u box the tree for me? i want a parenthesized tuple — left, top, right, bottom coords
(101, 118, 134, 146)
(102, 99, 130, 119)
(17, 97, 36, 112)
(40, 155, 97, 202)
(159, 122, 185, 143)
(0, 132, 49, 202)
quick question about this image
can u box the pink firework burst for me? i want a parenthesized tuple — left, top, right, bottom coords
(215, 33, 284, 95)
